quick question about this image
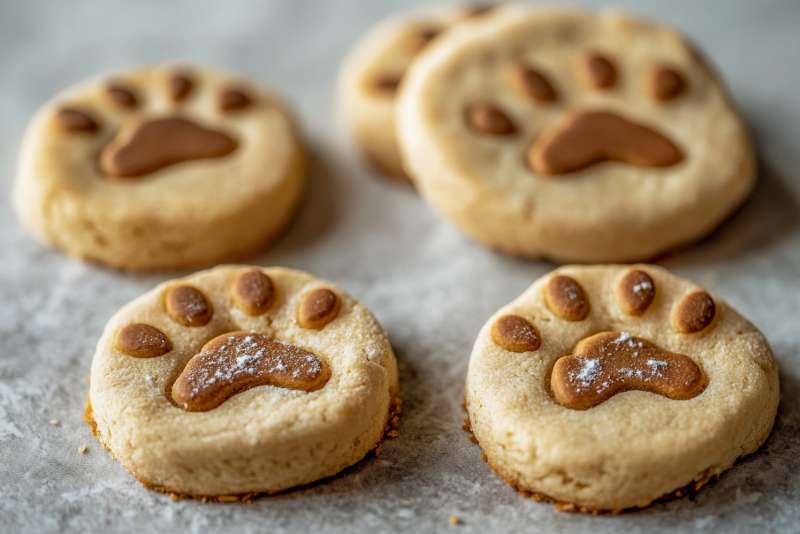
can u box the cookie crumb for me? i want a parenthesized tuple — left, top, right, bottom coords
(449, 514, 461, 526)
(49, 419, 61, 426)
(78, 444, 89, 454)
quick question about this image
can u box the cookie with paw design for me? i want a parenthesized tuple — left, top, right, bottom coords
(339, 4, 498, 180)
(397, 7, 755, 261)
(87, 265, 398, 497)
(14, 65, 306, 271)
(466, 265, 778, 511)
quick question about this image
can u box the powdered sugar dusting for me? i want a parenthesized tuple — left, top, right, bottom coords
(568, 358, 602, 391)
(632, 279, 653, 294)
(565, 333, 672, 394)
(646, 358, 668, 374)
(616, 358, 668, 380)
(183, 333, 323, 398)
(565, 286, 580, 301)
(611, 331, 645, 356)
(614, 331, 633, 345)
(182, 296, 206, 316)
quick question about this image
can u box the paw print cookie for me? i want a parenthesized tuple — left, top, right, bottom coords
(338, 4, 499, 181)
(87, 266, 398, 497)
(397, 7, 756, 261)
(466, 265, 778, 511)
(14, 65, 306, 271)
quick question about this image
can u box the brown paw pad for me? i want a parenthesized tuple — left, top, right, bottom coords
(672, 290, 715, 334)
(171, 331, 330, 411)
(477, 50, 692, 177)
(544, 275, 589, 321)
(617, 268, 656, 316)
(368, 20, 449, 95)
(56, 107, 99, 133)
(529, 110, 684, 176)
(297, 288, 341, 330)
(462, 4, 496, 18)
(105, 82, 140, 109)
(509, 62, 558, 103)
(114, 323, 172, 358)
(491, 314, 541, 352)
(56, 69, 256, 179)
(551, 331, 707, 410)
(412, 25, 442, 52)
(465, 101, 517, 135)
(168, 71, 194, 102)
(580, 52, 617, 89)
(232, 270, 276, 316)
(218, 87, 253, 112)
(648, 65, 687, 102)
(165, 285, 213, 327)
(99, 116, 238, 178)
(372, 73, 403, 93)
(110, 270, 346, 412)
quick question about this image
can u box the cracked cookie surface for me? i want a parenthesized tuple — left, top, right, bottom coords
(14, 65, 306, 271)
(397, 6, 755, 262)
(89, 265, 398, 497)
(465, 264, 778, 512)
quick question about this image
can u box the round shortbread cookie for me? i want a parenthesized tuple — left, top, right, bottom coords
(338, 4, 498, 181)
(397, 7, 756, 261)
(465, 264, 779, 512)
(88, 265, 399, 497)
(14, 65, 306, 271)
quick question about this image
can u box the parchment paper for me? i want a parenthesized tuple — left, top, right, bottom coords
(1, 1, 798, 532)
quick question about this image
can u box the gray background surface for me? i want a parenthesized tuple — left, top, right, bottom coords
(1, 1, 798, 532)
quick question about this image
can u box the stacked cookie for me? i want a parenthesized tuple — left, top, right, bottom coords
(339, 3, 497, 180)
(12, 3, 779, 515)
(341, 5, 755, 262)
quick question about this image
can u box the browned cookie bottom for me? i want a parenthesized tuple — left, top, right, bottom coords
(85, 396, 402, 503)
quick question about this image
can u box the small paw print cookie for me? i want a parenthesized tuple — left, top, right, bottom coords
(397, 7, 756, 261)
(14, 65, 306, 271)
(338, 4, 498, 181)
(87, 265, 398, 497)
(466, 265, 778, 511)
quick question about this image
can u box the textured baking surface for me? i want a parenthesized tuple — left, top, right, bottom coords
(1, 1, 798, 532)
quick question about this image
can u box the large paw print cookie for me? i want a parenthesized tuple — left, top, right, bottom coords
(88, 266, 398, 497)
(339, 3, 498, 181)
(14, 65, 306, 271)
(465, 265, 778, 512)
(397, 7, 756, 261)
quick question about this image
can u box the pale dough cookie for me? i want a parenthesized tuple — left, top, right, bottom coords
(397, 7, 756, 261)
(338, 4, 498, 181)
(465, 264, 779, 512)
(14, 65, 306, 271)
(88, 265, 399, 498)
